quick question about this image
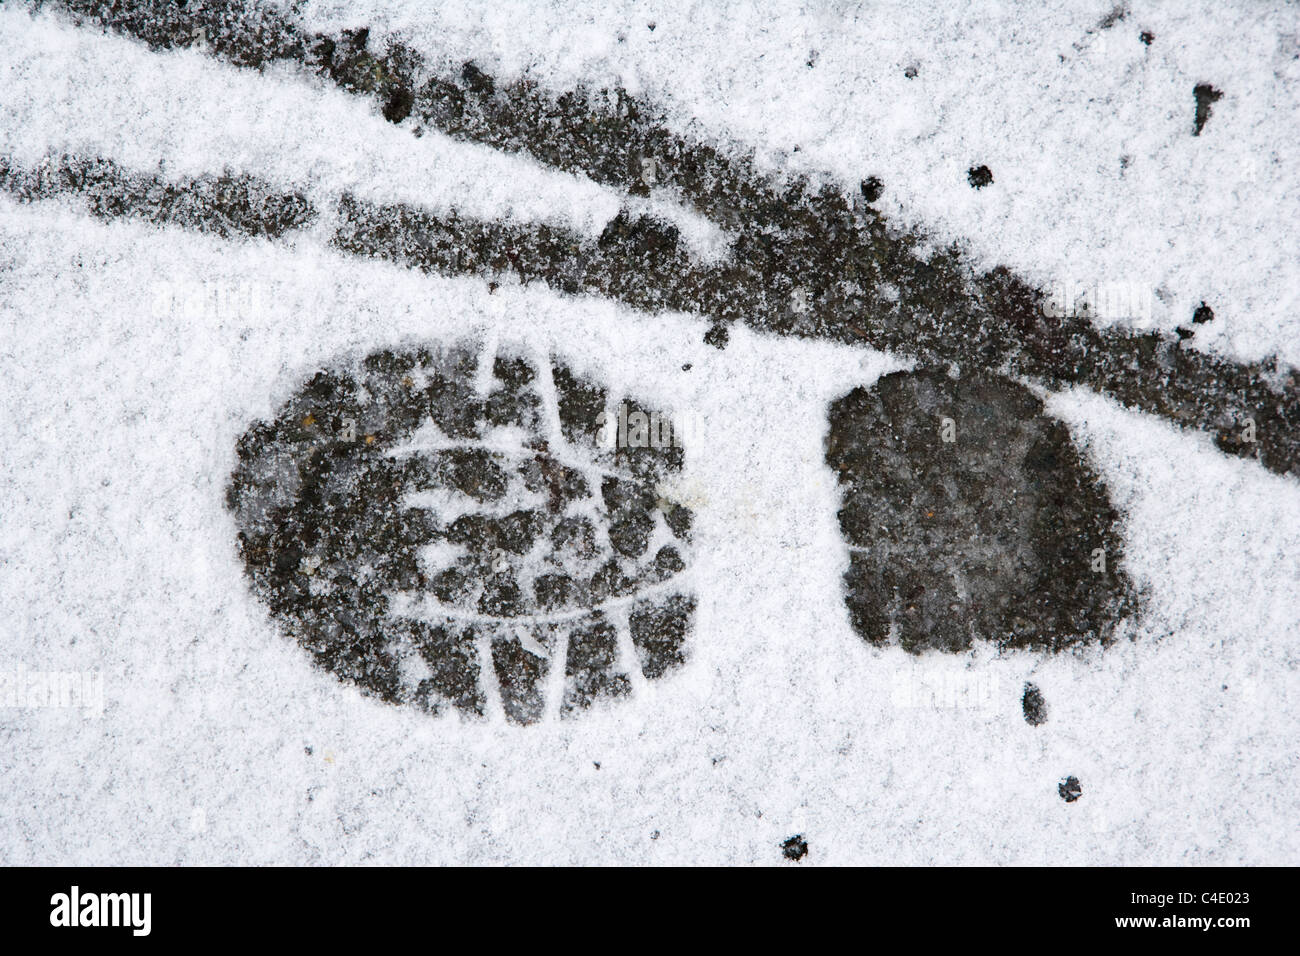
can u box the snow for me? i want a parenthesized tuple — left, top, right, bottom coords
(0, 0, 1297, 864)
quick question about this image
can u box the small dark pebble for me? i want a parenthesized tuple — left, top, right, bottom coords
(704, 322, 730, 349)
(1022, 682, 1048, 726)
(860, 176, 884, 204)
(1176, 326, 1195, 342)
(904, 64, 918, 79)
(681, 363, 692, 371)
(782, 834, 809, 861)
(1139, 30, 1155, 46)
(1193, 302, 1215, 324)
(1059, 776, 1083, 803)
(967, 165, 994, 189)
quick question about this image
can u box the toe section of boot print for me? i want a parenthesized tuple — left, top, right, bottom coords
(825, 367, 1136, 653)
(227, 340, 695, 723)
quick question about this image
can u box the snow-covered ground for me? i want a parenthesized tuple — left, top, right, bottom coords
(0, 0, 1296, 864)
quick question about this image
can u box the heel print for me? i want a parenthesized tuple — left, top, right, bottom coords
(825, 368, 1137, 653)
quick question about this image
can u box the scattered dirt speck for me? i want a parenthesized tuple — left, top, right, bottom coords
(967, 164, 993, 189)
(1193, 83, 1223, 136)
(1059, 776, 1083, 802)
(782, 834, 809, 861)
(1022, 682, 1048, 726)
